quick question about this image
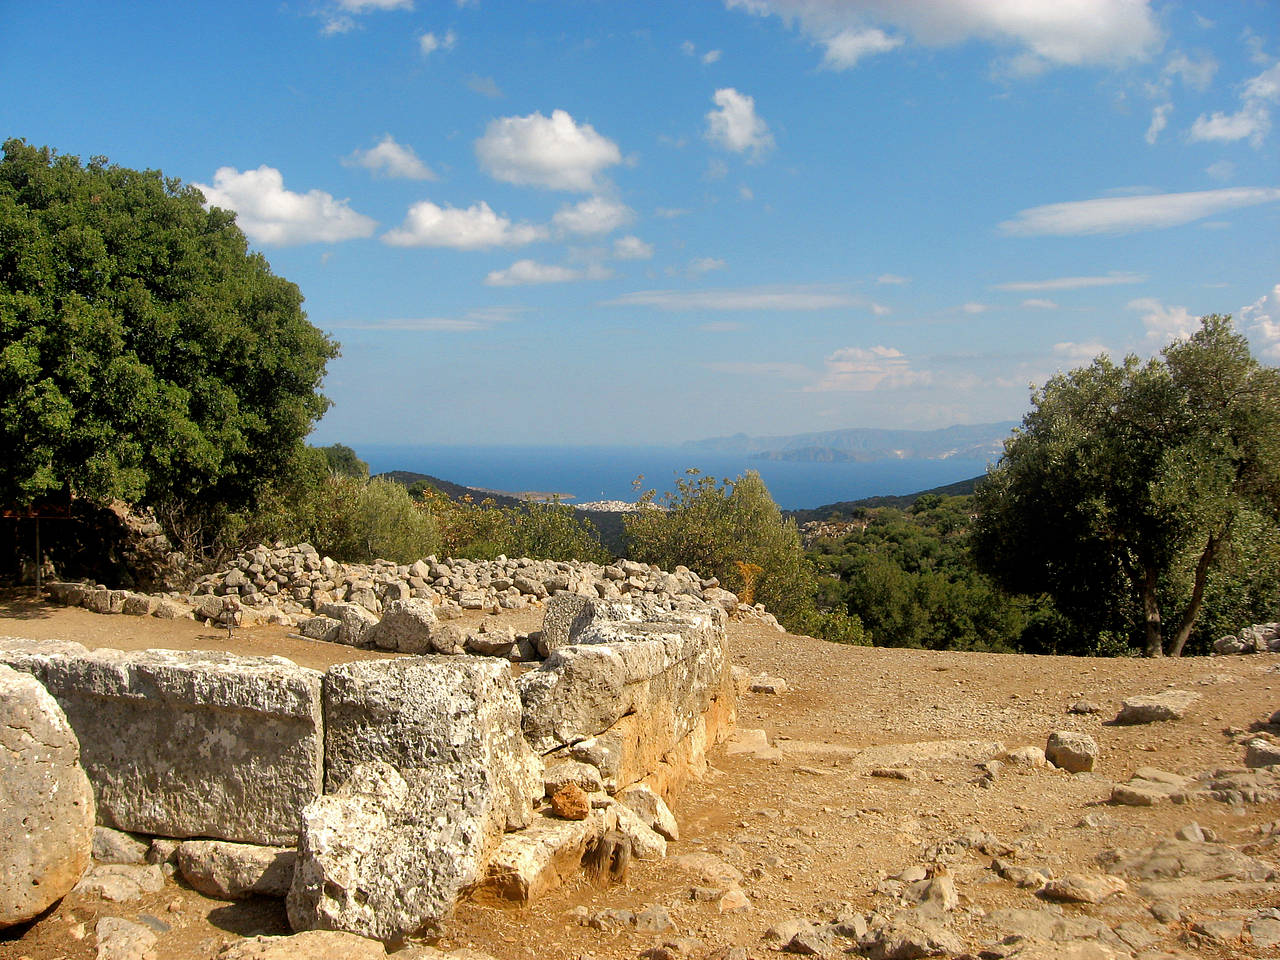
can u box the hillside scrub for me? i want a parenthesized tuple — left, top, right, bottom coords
(625, 470, 865, 642)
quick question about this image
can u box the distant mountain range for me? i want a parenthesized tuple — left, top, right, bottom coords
(684, 422, 1016, 463)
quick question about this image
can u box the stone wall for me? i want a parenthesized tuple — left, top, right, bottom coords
(2, 581, 736, 941)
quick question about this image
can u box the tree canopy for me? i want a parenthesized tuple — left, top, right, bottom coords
(0, 139, 337, 513)
(972, 316, 1280, 656)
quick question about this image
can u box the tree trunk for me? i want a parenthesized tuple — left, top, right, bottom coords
(1168, 530, 1225, 658)
(1140, 566, 1164, 657)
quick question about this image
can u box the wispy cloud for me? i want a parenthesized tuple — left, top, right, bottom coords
(326, 306, 525, 333)
(706, 87, 773, 158)
(992, 271, 1147, 291)
(875, 273, 910, 285)
(807, 346, 931, 393)
(485, 259, 611, 287)
(1021, 298, 1058, 309)
(999, 188, 1280, 236)
(602, 284, 867, 311)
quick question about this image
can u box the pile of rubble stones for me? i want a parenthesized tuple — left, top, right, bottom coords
(44, 542, 785, 636)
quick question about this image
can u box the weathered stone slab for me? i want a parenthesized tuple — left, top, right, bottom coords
(1114, 689, 1200, 724)
(219, 930, 387, 960)
(478, 807, 618, 904)
(0, 639, 323, 846)
(0, 664, 95, 929)
(367, 598, 437, 653)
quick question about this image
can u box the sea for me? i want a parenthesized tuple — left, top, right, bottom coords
(356, 444, 992, 511)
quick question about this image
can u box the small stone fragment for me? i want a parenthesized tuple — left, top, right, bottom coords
(1045, 731, 1098, 773)
(549, 783, 590, 821)
(1038, 873, 1126, 904)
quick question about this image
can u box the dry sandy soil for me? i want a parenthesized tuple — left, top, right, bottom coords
(2, 591, 1278, 960)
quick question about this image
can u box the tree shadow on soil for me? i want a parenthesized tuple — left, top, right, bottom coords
(206, 899, 291, 937)
(0, 588, 55, 621)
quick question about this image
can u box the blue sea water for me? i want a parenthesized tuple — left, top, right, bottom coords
(356, 444, 992, 511)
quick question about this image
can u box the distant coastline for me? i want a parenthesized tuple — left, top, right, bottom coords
(356, 443, 994, 511)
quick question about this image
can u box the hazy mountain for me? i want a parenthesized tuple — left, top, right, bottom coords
(684, 422, 1015, 463)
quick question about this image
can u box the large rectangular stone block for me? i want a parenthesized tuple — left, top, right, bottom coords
(0, 638, 323, 846)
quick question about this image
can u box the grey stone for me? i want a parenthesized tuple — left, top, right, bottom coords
(317, 602, 380, 646)
(292, 659, 541, 939)
(0, 639, 324, 846)
(1101, 838, 1277, 882)
(466, 623, 515, 657)
(542, 758, 605, 796)
(299, 616, 341, 643)
(367, 598, 437, 653)
(750, 675, 788, 695)
(1045, 731, 1098, 773)
(93, 827, 149, 865)
(857, 913, 965, 959)
(615, 803, 668, 860)
(95, 916, 158, 960)
(518, 645, 629, 754)
(75, 863, 165, 902)
(176, 840, 296, 899)
(0, 664, 95, 929)
(1114, 690, 1200, 724)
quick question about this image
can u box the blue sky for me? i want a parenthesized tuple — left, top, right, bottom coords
(4, 0, 1278, 446)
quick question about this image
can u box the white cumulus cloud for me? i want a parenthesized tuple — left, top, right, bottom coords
(195, 166, 376, 246)
(1146, 102, 1171, 144)
(1241, 283, 1280, 359)
(999, 187, 1280, 236)
(724, 0, 1163, 72)
(344, 135, 435, 179)
(1189, 62, 1280, 148)
(821, 28, 903, 69)
(1129, 297, 1199, 341)
(382, 200, 546, 249)
(706, 88, 774, 158)
(552, 195, 633, 236)
(476, 109, 622, 191)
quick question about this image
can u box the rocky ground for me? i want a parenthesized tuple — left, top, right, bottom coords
(2, 590, 1278, 960)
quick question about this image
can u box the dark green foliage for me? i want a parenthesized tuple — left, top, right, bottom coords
(0, 139, 337, 517)
(808, 495, 1036, 651)
(972, 316, 1280, 657)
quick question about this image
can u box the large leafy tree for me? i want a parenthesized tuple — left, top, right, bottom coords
(0, 139, 337, 514)
(972, 316, 1280, 657)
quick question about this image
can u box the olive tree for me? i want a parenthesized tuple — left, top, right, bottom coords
(0, 139, 337, 517)
(972, 316, 1280, 656)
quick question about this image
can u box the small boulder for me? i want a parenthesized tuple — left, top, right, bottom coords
(176, 840, 296, 899)
(1038, 873, 1126, 904)
(1045, 731, 1098, 773)
(218, 930, 387, 959)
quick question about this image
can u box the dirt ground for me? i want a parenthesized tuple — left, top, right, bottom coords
(2, 595, 1278, 960)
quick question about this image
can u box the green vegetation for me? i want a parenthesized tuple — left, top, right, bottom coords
(0, 140, 336, 522)
(625, 470, 866, 642)
(972, 316, 1280, 657)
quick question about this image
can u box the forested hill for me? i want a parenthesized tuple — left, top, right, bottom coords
(377, 471, 526, 509)
(786, 475, 984, 523)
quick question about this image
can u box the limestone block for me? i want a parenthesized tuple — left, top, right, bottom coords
(518, 645, 629, 754)
(177, 840, 296, 899)
(299, 616, 341, 644)
(617, 783, 679, 840)
(0, 639, 324, 846)
(92, 827, 148, 865)
(367, 598, 437, 653)
(46, 581, 90, 607)
(289, 761, 497, 941)
(0, 664, 95, 929)
(540, 595, 642, 652)
(95, 916, 158, 960)
(323, 657, 542, 834)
